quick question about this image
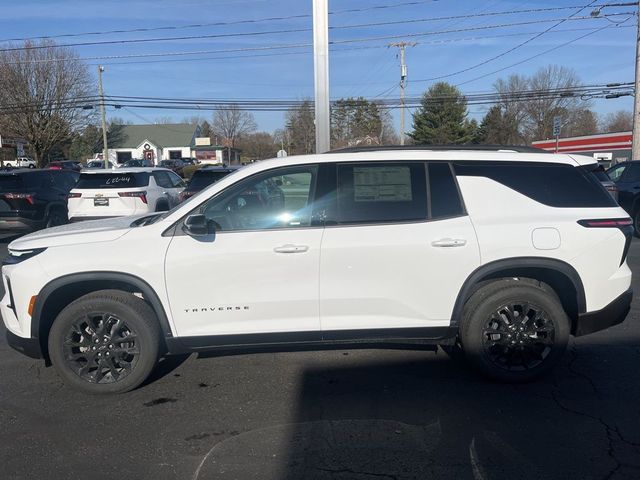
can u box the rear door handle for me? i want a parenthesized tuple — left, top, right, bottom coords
(431, 238, 467, 248)
(274, 244, 309, 254)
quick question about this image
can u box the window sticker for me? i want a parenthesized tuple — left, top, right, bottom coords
(353, 166, 412, 202)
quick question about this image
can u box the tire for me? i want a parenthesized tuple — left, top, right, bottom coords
(28, 164, 35, 169)
(459, 278, 570, 382)
(48, 290, 161, 394)
(155, 200, 169, 212)
(45, 209, 67, 229)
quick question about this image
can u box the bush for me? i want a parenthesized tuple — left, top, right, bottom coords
(182, 164, 203, 179)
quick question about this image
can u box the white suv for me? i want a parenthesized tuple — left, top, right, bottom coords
(67, 167, 185, 222)
(2, 147, 633, 393)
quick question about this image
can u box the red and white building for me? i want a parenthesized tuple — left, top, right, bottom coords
(531, 131, 632, 167)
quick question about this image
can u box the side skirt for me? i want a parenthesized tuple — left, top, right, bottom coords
(165, 326, 456, 356)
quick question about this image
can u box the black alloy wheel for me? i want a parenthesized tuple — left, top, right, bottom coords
(63, 313, 139, 384)
(482, 302, 554, 371)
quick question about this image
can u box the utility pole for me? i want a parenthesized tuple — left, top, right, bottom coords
(632, 1, 640, 160)
(313, 0, 330, 153)
(389, 42, 416, 145)
(97, 66, 109, 169)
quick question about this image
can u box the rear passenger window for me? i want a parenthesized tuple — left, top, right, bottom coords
(337, 163, 427, 224)
(454, 162, 617, 208)
(621, 163, 640, 182)
(428, 163, 464, 218)
(153, 171, 173, 188)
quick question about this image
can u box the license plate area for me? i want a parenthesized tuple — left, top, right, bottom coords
(94, 197, 109, 207)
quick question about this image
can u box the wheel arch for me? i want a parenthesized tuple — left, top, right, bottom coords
(31, 271, 173, 363)
(451, 257, 586, 333)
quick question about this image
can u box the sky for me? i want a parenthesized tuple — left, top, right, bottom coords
(0, 0, 636, 135)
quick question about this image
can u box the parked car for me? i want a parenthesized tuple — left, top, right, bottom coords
(0, 169, 79, 231)
(122, 159, 154, 168)
(86, 160, 115, 169)
(67, 167, 185, 222)
(159, 159, 186, 176)
(180, 157, 198, 166)
(606, 161, 640, 234)
(2, 145, 633, 394)
(2, 157, 37, 169)
(179, 165, 241, 201)
(47, 161, 83, 172)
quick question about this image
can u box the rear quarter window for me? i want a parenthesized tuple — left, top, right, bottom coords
(453, 162, 617, 208)
(75, 173, 150, 189)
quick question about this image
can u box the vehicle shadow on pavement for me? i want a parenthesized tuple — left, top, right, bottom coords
(192, 343, 640, 480)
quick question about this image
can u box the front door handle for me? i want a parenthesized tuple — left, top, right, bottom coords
(274, 244, 309, 254)
(431, 238, 467, 248)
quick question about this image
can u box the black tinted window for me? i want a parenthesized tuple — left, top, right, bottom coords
(429, 163, 464, 218)
(337, 163, 427, 224)
(621, 163, 640, 182)
(153, 171, 173, 188)
(454, 162, 616, 208)
(188, 170, 231, 190)
(76, 173, 150, 189)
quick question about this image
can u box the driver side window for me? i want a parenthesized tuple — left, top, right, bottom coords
(200, 165, 318, 231)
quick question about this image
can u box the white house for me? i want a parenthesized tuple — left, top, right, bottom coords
(107, 123, 201, 165)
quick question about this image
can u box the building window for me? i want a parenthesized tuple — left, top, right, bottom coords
(116, 151, 132, 163)
(169, 150, 182, 160)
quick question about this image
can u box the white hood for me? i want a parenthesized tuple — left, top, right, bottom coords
(9, 216, 145, 250)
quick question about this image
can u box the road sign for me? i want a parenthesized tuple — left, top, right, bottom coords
(553, 116, 561, 137)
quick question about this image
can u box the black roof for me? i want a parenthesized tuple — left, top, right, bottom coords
(327, 144, 549, 154)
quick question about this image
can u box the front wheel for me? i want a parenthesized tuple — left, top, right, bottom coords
(460, 279, 570, 382)
(48, 290, 161, 394)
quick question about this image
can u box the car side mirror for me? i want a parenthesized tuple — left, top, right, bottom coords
(183, 214, 215, 237)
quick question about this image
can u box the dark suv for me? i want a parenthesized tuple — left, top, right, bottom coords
(180, 165, 240, 201)
(607, 161, 640, 235)
(0, 169, 79, 231)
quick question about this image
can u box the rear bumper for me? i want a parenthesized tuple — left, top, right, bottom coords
(6, 330, 42, 359)
(574, 289, 633, 337)
(0, 216, 42, 231)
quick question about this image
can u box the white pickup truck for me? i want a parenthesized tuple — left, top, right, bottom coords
(2, 157, 36, 168)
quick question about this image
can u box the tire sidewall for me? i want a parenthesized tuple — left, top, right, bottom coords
(48, 294, 159, 394)
(461, 283, 570, 382)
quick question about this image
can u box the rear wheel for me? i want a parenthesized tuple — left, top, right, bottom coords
(155, 200, 169, 212)
(460, 279, 570, 382)
(45, 209, 67, 228)
(48, 290, 161, 394)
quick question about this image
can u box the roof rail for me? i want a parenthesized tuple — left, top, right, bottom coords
(326, 144, 549, 154)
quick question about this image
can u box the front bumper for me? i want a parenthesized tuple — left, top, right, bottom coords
(6, 329, 42, 359)
(574, 289, 633, 337)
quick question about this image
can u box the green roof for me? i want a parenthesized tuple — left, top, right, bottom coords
(111, 124, 199, 149)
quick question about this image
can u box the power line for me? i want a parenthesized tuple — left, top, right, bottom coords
(0, 0, 441, 44)
(414, 0, 602, 82)
(0, 12, 632, 54)
(1, 82, 631, 115)
(456, 16, 634, 86)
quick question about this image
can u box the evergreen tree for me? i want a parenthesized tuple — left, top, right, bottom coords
(409, 82, 470, 144)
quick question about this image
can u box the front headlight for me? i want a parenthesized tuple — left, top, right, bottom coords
(3, 248, 47, 266)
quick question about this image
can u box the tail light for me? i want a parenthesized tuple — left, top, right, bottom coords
(577, 218, 632, 228)
(605, 184, 618, 199)
(118, 191, 147, 204)
(67, 192, 81, 199)
(578, 218, 633, 265)
(3, 193, 35, 205)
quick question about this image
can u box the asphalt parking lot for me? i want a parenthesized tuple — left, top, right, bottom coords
(1, 236, 639, 480)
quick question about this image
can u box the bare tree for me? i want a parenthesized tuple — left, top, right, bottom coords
(284, 100, 315, 154)
(236, 132, 278, 161)
(211, 104, 257, 148)
(601, 110, 633, 133)
(0, 41, 93, 166)
(154, 116, 175, 124)
(494, 74, 530, 144)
